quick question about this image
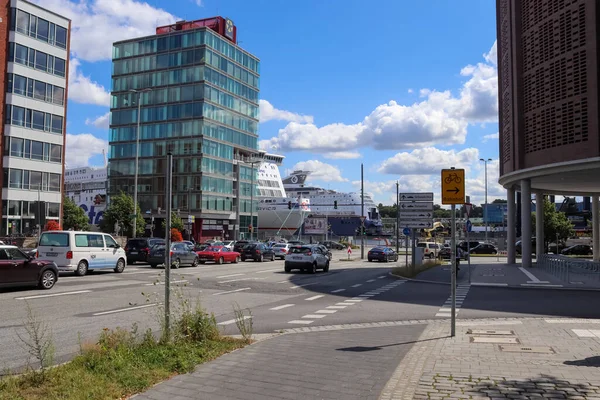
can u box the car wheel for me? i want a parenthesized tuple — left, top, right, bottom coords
(271, 254, 275, 261)
(200, 261, 205, 264)
(241, 256, 246, 262)
(114, 258, 126, 273)
(428, 253, 435, 259)
(75, 260, 88, 276)
(150, 264, 157, 269)
(233, 256, 240, 264)
(38, 270, 56, 290)
(492, 251, 498, 255)
(259, 254, 264, 262)
(395, 256, 398, 262)
(217, 257, 224, 265)
(285, 265, 291, 273)
(323, 261, 330, 273)
(191, 257, 199, 267)
(172, 258, 180, 269)
(127, 260, 133, 265)
(589, 251, 593, 256)
(311, 262, 317, 274)
(368, 258, 372, 262)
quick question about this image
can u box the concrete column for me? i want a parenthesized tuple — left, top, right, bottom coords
(593, 196, 599, 262)
(521, 179, 532, 268)
(507, 187, 516, 264)
(535, 192, 544, 260)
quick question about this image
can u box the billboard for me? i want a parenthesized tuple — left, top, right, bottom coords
(304, 217, 327, 235)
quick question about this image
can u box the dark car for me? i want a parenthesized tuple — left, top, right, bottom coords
(241, 243, 275, 262)
(320, 241, 345, 250)
(469, 243, 498, 255)
(367, 247, 398, 262)
(0, 245, 58, 290)
(438, 247, 469, 260)
(458, 241, 482, 253)
(125, 238, 164, 264)
(148, 243, 199, 269)
(561, 244, 593, 256)
(315, 244, 333, 261)
(233, 240, 256, 254)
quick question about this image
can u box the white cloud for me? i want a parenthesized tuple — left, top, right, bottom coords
(66, 133, 108, 168)
(259, 100, 314, 124)
(484, 41, 497, 66)
(85, 112, 110, 129)
(407, 88, 414, 94)
(482, 132, 499, 142)
(323, 151, 362, 160)
(31, 0, 178, 62)
(194, 0, 203, 5)
(68, 59, 110, 106)
(263, 41, 498, 154)
(377, 147, 480, 175)
(289, 160, 348, 183)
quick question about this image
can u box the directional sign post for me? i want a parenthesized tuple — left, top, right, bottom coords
(399, 202, 434, 211)
(399, 192, 434, 270)
(399, 193, 434, 202)
(400, 221, 434, 229)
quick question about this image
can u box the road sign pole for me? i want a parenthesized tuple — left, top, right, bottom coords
(451, 203, 456, 337)
(165, 152, 173, 341)
(411, 228, 416, 273)
(405, 234, 409, 267)
(467, 220, 471, 284)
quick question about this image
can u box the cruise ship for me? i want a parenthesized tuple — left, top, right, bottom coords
(257, 153, 310, 237)
(282, 171, 384, 236)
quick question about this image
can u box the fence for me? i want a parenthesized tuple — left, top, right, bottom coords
(538, 253, 600, 287)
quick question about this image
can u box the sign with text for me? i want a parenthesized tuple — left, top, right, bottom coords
(441, 168, 465, 205)
(399, 202, 434, 211)
(402, 220, 434, 229)
(399, 211, 433, 219)
(399, 193, 434, 202)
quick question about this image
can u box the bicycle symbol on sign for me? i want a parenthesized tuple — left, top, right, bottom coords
(444, 173, 462, 184)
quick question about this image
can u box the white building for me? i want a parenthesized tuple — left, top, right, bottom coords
(2, 0, 69, 234)
(65, 166, 107, 226)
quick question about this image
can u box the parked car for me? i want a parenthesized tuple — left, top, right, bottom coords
(320, 241, 345, 250)
(561, 244, 593, 256)
(458, 241, 482, 253)
(438, 247, 469, 261)
(315, 244, 333, 261)
(271, 243, 291, 260)
(367, 247, 398, 262)
(417, 242, 441, 259)
(194, 243, 210, 252)
(233, 240, 255, 253)
(284, 245, 330, 273)
(125, 238, 164, 264)
(222, 241, 235, 250)
(38, 231, 126, 276)
(469, 243, 498, 255)
(0, 246, 59, 290)
(240, 243, 275, 262)
(21, 248, 37, 258)
(196, 246, 240, 264)
(516, 239, 535, 255)
(148, 243, 199, 269)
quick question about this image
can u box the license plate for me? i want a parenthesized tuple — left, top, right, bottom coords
(130, 251, 138, 254)
(46, 252, 58, 257)
(293, 256, 302, 260)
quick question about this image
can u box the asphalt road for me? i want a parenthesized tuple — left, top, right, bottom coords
(3, 252, 600, 372)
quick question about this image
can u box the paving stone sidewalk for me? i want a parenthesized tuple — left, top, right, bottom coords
(380, 318, 600, 400)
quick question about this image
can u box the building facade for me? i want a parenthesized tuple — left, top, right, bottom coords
(496, 0, 600, 266)
(109, 17, 260, 241)
(0, 0, 69, 235)
(65, 166, 107, 226)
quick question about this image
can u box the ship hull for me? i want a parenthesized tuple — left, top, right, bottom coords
(257, 209, 306, 235)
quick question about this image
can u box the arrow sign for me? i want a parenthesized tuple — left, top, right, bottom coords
(399, 211, 433, 219)
(399, 193, 434, 202)
(446, 187, 460, 194)
(399, 202, 434, 211)
(402, 220, 434, 229)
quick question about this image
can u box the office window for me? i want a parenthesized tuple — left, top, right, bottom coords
(36, 18, 49, 41)
(10, 137, 24, 157)
(35, 52, 47, 71)
(55, 26, 67, 49)
(54, 57, 65, 77)
(34, 80, 46, 101)
(31, 140, 43, 160)
(32, 111, 45, 131)
(13, 74, 26, 96)
(15, 9, 29, 35)
(9, 169, 22, 189)
(14, 43, 27, 64)
(52, 115, 63, 134)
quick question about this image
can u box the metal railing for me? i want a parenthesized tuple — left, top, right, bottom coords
(538, 253, 600, 287)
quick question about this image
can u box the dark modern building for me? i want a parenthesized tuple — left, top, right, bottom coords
(497, 0, 600, 266)
(109, 17, 260, 241)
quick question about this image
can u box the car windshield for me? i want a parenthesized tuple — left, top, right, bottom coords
(127, 239, 148, 247)
(417, 243, 426, 248)
(206, 247, 221, 252)
(370, 247, 384, 251)
(289, 246, 312, 254)
(273, 244, 286, 248)
(243, 244, 256, 249)
(39, 232, 69, 247)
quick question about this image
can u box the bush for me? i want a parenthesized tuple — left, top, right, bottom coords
(171, 228, 183, 242)
(44, 221, 61, 231)
(174, 304, 220, 343)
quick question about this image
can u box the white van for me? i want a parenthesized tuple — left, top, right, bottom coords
(37, 231, 127, 276)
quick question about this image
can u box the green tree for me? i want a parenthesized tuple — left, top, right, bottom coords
(433, 204, 452, 218)
(62, 197, 89, 231)
(100, 192, 145, 237)
(162, 212, 184, 232)
(532, 199, 575, 248)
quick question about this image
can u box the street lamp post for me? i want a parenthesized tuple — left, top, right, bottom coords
(129, 88, 152, 238)
(480, 158, 492, 243)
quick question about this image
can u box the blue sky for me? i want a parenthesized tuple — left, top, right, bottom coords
(34, 0, 501, 207)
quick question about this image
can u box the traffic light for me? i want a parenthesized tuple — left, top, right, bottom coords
(334, 200, 338, 209)
(288, 201, 292, 210)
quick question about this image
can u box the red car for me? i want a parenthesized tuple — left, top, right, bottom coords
(196, 246, 241, 264)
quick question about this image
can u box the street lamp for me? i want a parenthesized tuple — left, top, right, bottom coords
(480, 158, 492, 243)
(129, 88, 152, 238)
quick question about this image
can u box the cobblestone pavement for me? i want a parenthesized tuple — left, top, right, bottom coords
(380, 318, 600, 400)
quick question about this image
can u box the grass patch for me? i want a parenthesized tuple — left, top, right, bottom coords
(0, 301, 247, 400)
(392, 260, 442, 279)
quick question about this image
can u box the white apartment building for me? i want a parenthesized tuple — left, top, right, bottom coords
(1, 0, 69, 234)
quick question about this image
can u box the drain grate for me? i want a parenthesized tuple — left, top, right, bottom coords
(499, 345, 555, 353)
(467, 329, 514, 335)
(470, 336, 520, 344)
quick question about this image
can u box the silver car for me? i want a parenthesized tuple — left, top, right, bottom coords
(272, 243, 291, 259)
(284, 245, 330, 274)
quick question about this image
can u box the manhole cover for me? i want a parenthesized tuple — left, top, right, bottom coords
(470, 336, 520, 344)
(467, 329, 514, 335)
(499, 345, 554, 353)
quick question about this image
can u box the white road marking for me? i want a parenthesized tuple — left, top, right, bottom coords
(256, 269, 280, 274)
(545, 319, 600, 324)
(302, 314, 326, 319)
(518, 267, 543, 283)
(218, 316, 251, 326)
(218, 277, 265, 283)
(277, 280, 289, 283)
(366, 279, 376, 283)
(572, 329, 600, 338)
(16, 290, 91, 300)
(520, 284, 563, 287)
(288, 320, 313, 324)
(216, 273, 245, 279)
(144, 279, 188, 286)
(269, 304, 295, 311)
(351, 284, 362, 288)
(290, 283, 318, 289)
(93, 303, 159, 316)
(358, 294, 374, 297)
(305, 295, 325, 301)
(471, 282, 508, 286)
(345, 299, 363, 302)
(327, 305, 346, 309)
(330, 289, 346, 293)
(212, 287, 251, 295)
(315, 310, 337, 314)
(435, 284, 470, 318)
(378, 276, 386, 279)
(336, 302, 356, 306)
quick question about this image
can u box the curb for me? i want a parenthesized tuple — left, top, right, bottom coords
(388, 271, 600, 292)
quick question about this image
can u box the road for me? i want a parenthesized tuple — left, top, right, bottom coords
(3, 252, 600, 372)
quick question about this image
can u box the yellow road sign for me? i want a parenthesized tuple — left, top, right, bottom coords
(441, 168, 465, 205)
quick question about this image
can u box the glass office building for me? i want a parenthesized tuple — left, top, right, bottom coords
(109, 17, 260, 240)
